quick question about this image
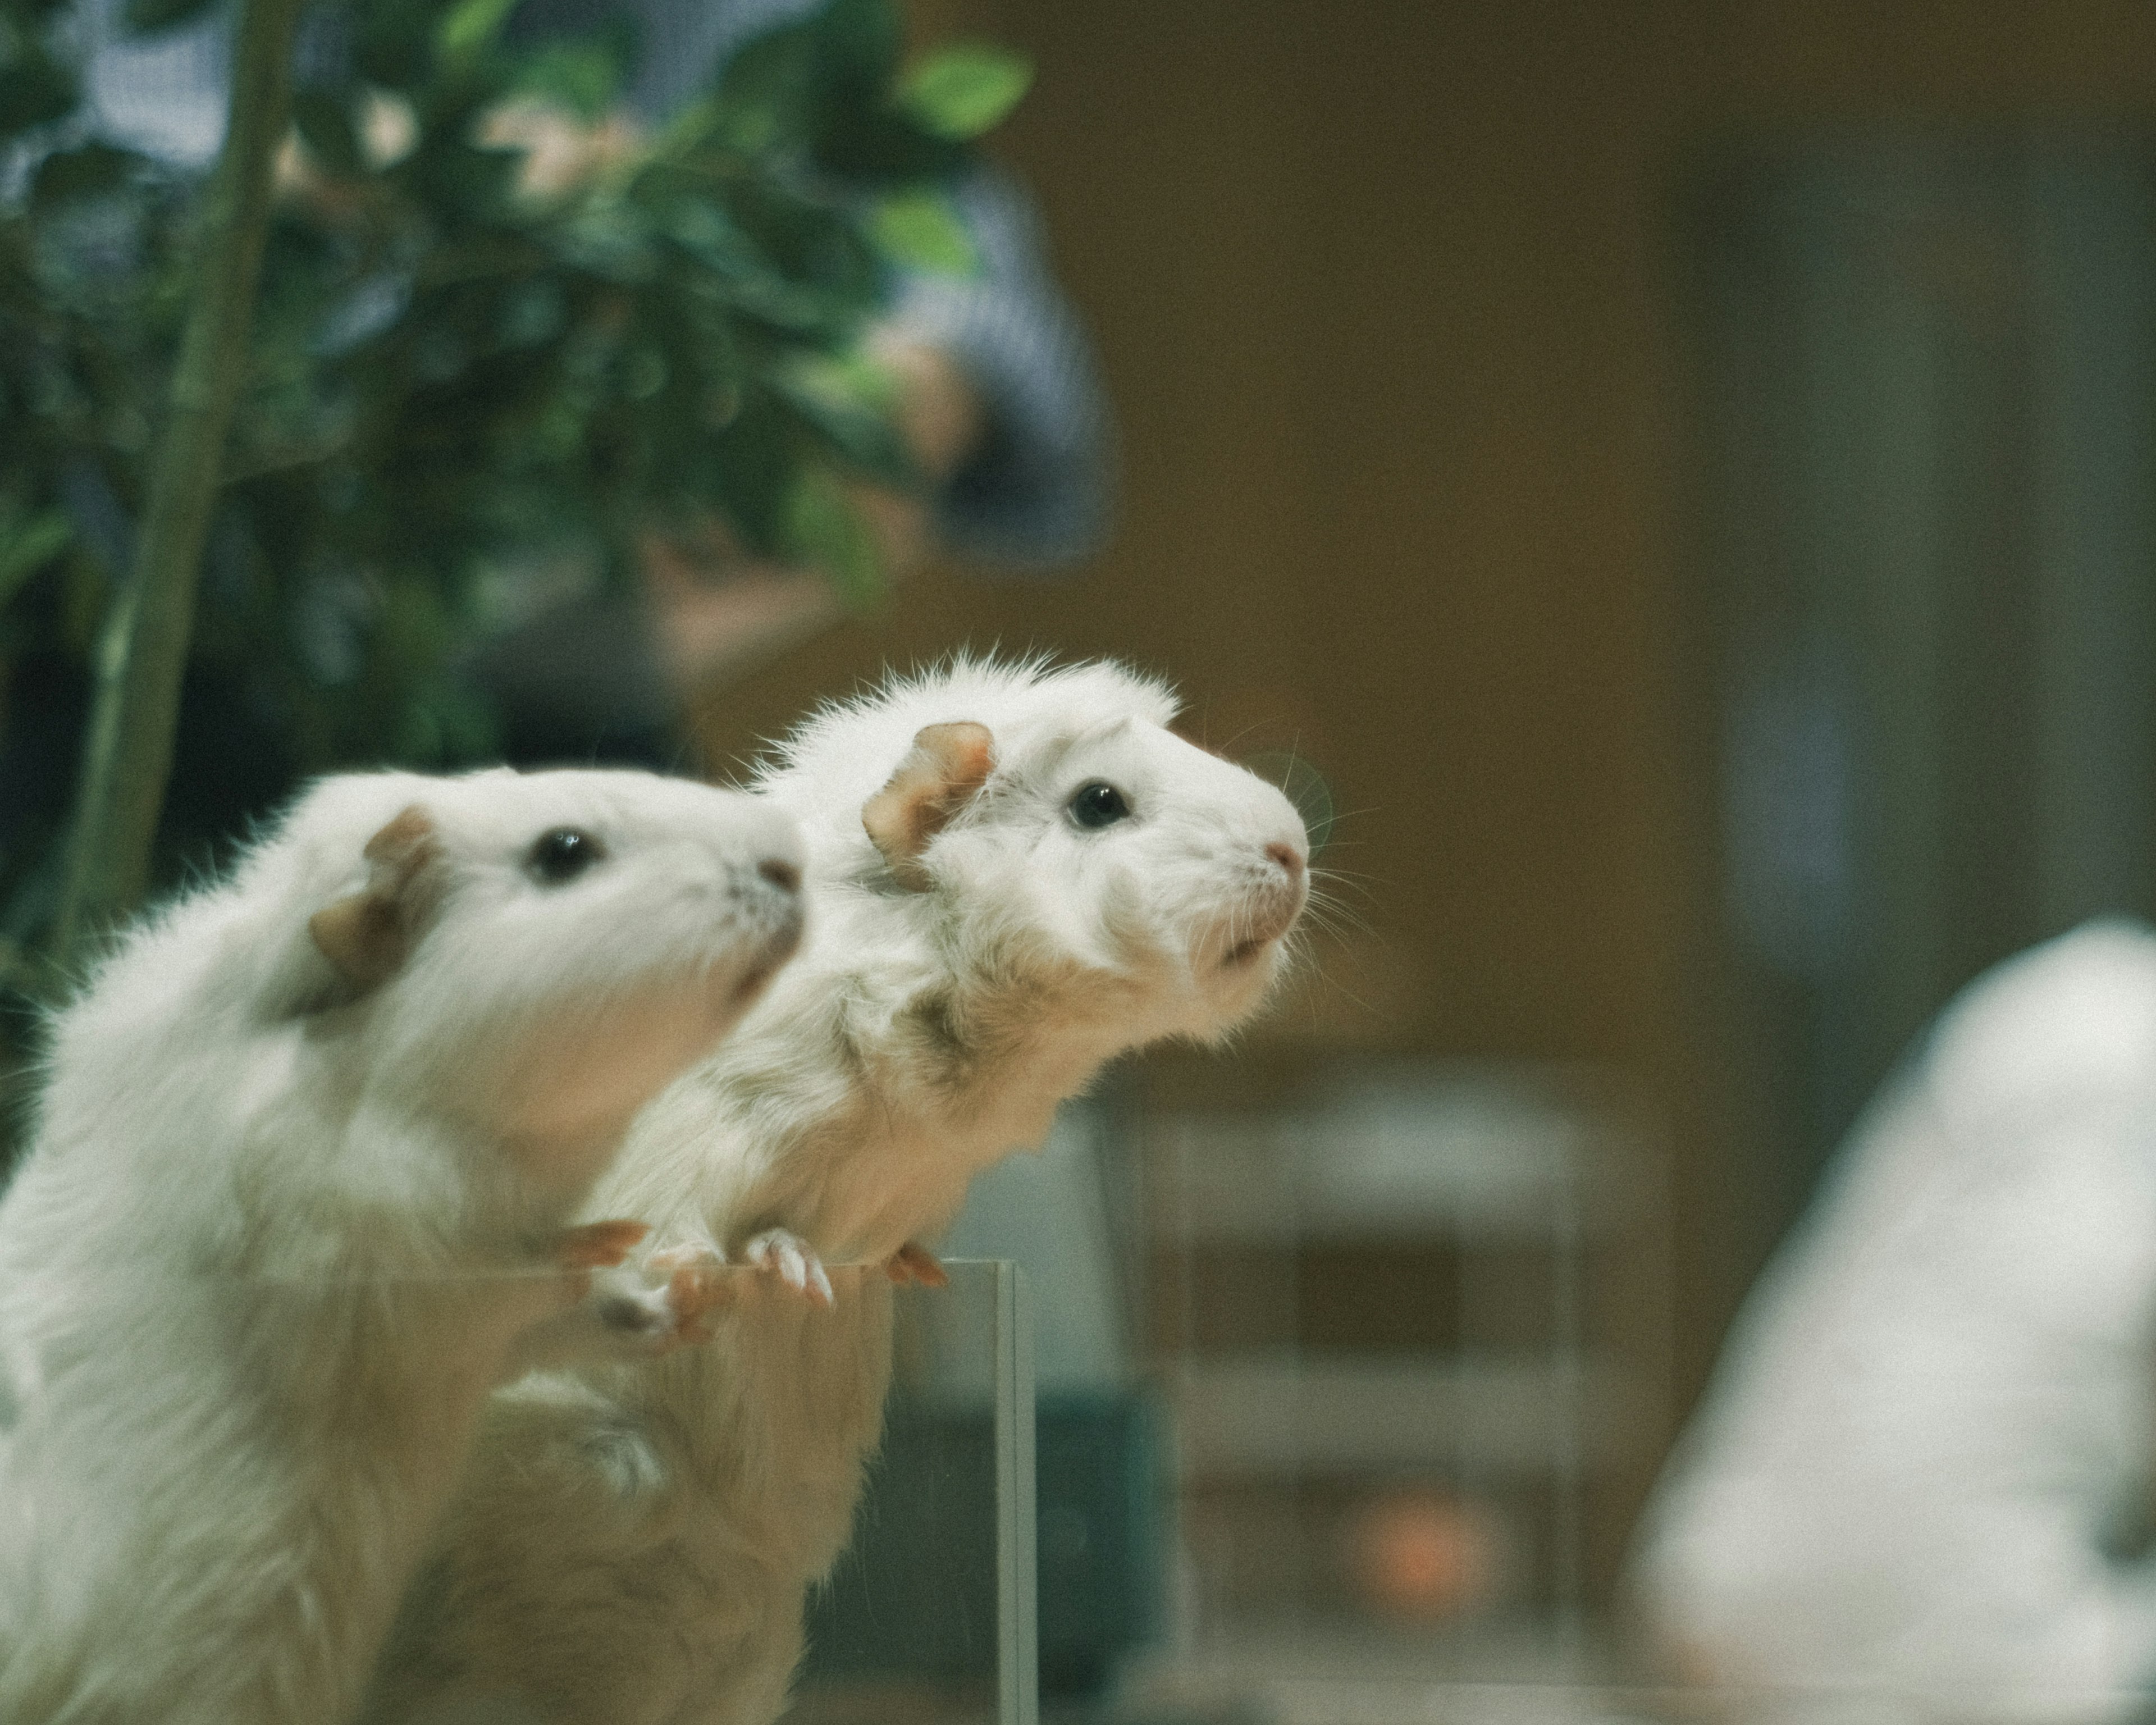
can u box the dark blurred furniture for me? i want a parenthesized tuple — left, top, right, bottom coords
(802, 1391, 1166, 1703)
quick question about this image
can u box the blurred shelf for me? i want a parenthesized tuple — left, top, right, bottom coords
(1169, 1353, 1656, 1477)
(1120, 1618, 1629, 1725)
(1138, 1061, 1675, 1623)
(1148, 1070, 1656, 1244)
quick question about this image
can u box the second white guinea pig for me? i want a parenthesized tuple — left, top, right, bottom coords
(0, 765, 803, 1725)
(365, 658, 1310, 1725)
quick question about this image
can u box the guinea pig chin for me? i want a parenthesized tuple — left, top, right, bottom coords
(1203, 875, 1307, 973)
(719, 909, 805, 1006)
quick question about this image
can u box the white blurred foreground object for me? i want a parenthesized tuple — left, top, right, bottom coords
(0, 766, 803, 1725)
(365, 657, 1311, 1725)
(1635, 919, 2156, 1722)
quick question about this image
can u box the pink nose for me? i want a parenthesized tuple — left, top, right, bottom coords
(1266, 842, 1305, 881)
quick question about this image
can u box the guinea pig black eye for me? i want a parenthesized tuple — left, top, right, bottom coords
(527, 827, 605, 884)
(1068, 782, 1132, 830)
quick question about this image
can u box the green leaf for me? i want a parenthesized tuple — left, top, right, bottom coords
(120, 0, 218, 34)
(871, 190, 977, 275)
(771, 352, 914, 487)
(720, 272, 850, 336)
(29, 142, 134, 207)
(660, 198, 760, 276)
(810, 111, 963, 181)
(436, 0, 520, 65)
(554, 204, 660, 284)
(413, 141, 523, 218)
(622, 344, 665, 399)
(0, 509, 72, 610)
(811, 0, 902, 89)
(709, 21, 816, 153)
(353, 0, 438, 89)
(0, 52, 77, 138)
(508, 40, 628, 121)
(495, 277, 567, 348)
(897, 44, 1030, 140)
(782, 465, 881, 609)
(291, 88, 361, 176)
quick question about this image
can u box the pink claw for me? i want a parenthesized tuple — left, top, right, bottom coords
(555, 1219, 650, 1271)
(885, 1242, 949, 1287)
(742, 1229, 835, 1307)
(646, 1244, 736, 1344)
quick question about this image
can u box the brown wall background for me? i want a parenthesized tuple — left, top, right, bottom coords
(697, 1, 2156, 1545)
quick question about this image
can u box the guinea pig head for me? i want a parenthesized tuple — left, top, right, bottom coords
(299, 769, 805, 1181)
(865, 708, 1310, 1044)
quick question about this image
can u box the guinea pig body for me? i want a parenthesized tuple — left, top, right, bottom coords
(0, 766, 803, 1725)
(367, 659, 1309, 1725)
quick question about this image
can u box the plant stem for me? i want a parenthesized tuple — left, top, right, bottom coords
(49, 0, 305, 957)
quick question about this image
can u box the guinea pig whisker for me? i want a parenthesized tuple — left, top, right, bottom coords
(1300, 962, 1383, 1024)
(1310, 863, 1380, 903)
(1303, 884, 1374, 941)
(1211, 719, 1271, 757)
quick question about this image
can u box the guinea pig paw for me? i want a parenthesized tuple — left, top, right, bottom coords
(742, 1229, 835, 1308)
(582, 1245, 731, 1350)
(885, 1242, 949, 1287)
(646, 1244, 736, 1345)
(554, 1218, 651, 1271)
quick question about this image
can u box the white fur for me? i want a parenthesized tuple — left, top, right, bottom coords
(0, 766, 805, 1725)
(365, 658, 1310, 1725)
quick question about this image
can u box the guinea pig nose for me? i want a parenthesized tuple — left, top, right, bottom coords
(758, 857, 802, 896)
(1265, 842, 1305, 881)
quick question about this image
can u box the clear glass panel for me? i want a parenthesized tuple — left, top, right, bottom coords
(789, 1259, 1037, 1725)
(0, 1253, 1036, 1725)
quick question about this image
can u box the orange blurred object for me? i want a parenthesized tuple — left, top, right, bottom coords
(1343, 1489, 1501, 1621)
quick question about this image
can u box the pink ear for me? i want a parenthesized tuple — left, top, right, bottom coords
(307, 805, 441, 988)
(861, 722, 996, 891)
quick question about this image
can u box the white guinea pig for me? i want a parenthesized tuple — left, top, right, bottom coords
(0, 765, 803, 1725)
(365, 658, 1309, 1725)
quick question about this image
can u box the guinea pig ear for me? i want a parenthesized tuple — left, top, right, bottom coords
(307, 805, 442, 991)
(862, 721, 996, 891)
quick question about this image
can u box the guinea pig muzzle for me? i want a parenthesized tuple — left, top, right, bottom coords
(1217, 850, 1308, 969)
(721, 867, 806, 1002)
(735, 914, 802, 992)
(1221, 905, 1299, 968)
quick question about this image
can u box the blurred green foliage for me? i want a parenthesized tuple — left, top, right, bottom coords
(0, 0, 1029, 979)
